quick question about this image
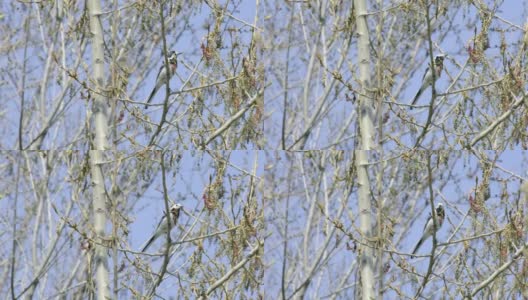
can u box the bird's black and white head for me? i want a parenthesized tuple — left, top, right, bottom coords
(169, 203, 183, 222)
(170, 203, 183, 213)
(434, 55, 445, 65)
(435, 203, 444, 213)
(167, 51, 180, 64)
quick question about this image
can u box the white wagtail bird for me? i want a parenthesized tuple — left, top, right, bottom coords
(410, 55, 445, 109)
(141, 203, 183, 252)
(411, 203, 445, 258)
(144, 51, 180, 109)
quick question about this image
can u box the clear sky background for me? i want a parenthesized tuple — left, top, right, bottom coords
(263, 0, 528, 149)
(264, 150, 527, 299)
(1, 0, 527, 298)
(131, 150, 263, 297)
(0, 0, 260, 149)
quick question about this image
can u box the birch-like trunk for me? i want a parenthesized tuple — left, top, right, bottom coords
(354, 0, 375, 299)
(87, 0, 109, 298)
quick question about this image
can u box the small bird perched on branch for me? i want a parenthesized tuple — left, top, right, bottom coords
(144, 51, 180, 109)
(410, 55, 445, 109)
(411, 203, 445, 258)
(141, 203, 183, 252)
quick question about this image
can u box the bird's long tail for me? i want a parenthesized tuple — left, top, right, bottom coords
(411, 237, 424, 258)
(144, 88, 158, 109)
(410, 88, 423, 110)
(141, 236, 156, 252)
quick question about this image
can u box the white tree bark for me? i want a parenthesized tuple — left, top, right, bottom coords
(354, 0, 374, 151)
(87, 0, 109, 298)
(354, 0, 375, 299)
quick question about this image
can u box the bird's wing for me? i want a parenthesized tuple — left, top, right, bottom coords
(422, 214, 434, 236)
(155, 63, 165, 80)
(155, 212, 168, 231)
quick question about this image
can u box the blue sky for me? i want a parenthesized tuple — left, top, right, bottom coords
(263, 0, 527, 149)
(0, 0, 259, 149)
(130, 150, 263, 297)
(264, 150, 528, 299)
(1, 0, 527, 298)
